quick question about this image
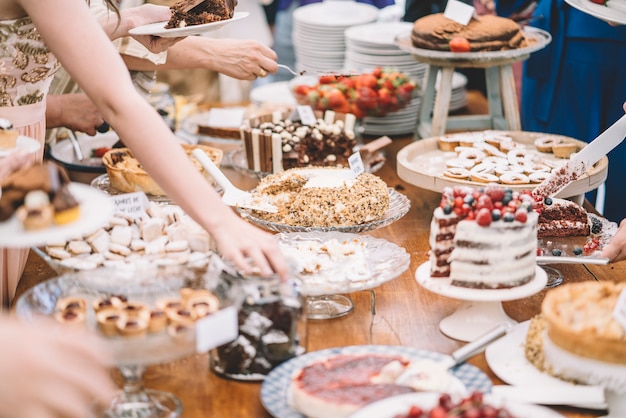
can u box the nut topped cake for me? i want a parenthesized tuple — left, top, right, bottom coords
(411, 13, 525, 52)
(251, 167, 389, 227)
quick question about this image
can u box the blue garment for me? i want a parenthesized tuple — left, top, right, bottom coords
(521, 0, 626, 221)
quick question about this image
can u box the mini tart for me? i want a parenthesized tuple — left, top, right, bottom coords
(102, 144, 223, 196)
(551, 142, 578, 159)
(187, 294, 220, 318)
(437, 137, 459, 152)
(179, 287, 215, 304)
(16, 204, 54, 230)
(97, 308, 125, 337)
(166, 307, 197, 325)
(55, 309, 86, 325)
(148, 309, 168, 333)
(92, 296, 125, 312)
(56, 296, 87, 313)
(121, 301, 150, 319)
(156, 297, 185, 313)
(167, 322, 195, 343)
(116, 315, 149, 337)
(541, 281, 626, 365)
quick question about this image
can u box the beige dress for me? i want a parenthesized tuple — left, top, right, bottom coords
(0, 17, 60, 309)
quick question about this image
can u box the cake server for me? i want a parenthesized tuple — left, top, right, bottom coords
(533, 114, 626, 198)
(440, 323, 509, 369)
(491, 385, 606, 410)
(191, 149, 278, 213)
(537, 255, 609, 265)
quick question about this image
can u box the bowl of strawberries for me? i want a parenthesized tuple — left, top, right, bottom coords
(290, 67, 417, 119)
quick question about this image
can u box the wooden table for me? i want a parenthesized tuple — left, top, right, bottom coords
(16, 93, 623, 418)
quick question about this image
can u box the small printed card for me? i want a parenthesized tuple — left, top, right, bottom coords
(613, 288, 626, 331)
(111, 192, 149, 219)
(443, 0, 476, 25)
(195, 305, 238, 353)
(348, 152, 365, 177)
(207, 107, 246, 128)
(295, 105, 318, 126)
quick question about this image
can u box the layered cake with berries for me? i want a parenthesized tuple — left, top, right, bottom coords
(240, 110, 358, 174)
(429, 185, 539, 288)
(537, 197, 592, 237)
(166, 0, 235, 29)
(527, 281, 626, 395)
(289, 354, 454, 418)
(251, 167, 389, 227)
(411, 14, 525, 52)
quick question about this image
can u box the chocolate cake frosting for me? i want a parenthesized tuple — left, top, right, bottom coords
(411, 14, 525, 52)
(166, 0, 236, 29)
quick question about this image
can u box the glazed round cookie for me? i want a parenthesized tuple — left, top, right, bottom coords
(443, 167, 470, 180)
(471, 172, 500, 183)
(499, 172, 530, 185)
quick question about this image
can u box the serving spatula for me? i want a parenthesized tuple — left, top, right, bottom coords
(533, 114, 626, 198)
(191, 149, 278, 213)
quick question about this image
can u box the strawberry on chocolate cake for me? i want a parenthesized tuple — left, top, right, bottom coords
(166, 0, 236, 29)
(411, 13, 525, 52)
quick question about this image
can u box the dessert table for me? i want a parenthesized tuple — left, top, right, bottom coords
(15, 92, 623, 418)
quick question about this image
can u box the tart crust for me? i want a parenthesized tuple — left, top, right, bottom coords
(103, 144, 223, 196)
(541, 281, 626, 365)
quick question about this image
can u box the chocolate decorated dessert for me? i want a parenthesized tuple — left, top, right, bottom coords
(537, 197, 591, 237)
(411, 13, 525, 52)
(166, 0, 236, 29)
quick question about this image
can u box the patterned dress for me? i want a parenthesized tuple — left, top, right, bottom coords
(0, 16, 60, 309)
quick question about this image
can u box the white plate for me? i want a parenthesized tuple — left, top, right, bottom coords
(48, 131, 119, 168)
(485, 321, 607, 409)
(564, 0, 626, 24)
(128, 12, 249, 38)
(293, 2, 379, 27)
(348, 392, 564, 418)
(345, 22, 414, 47)
(0, 183, 114, 247)
(260, 345, 493, 418)
(0, 135, 40, 157)
(276, 231, 410, 296)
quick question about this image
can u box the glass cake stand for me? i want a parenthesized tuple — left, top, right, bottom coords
(415, 262, 547, 342)
(15, 260, 242, 418)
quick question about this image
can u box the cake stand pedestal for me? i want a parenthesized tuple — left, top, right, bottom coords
(395, 27, 551, 140)
(416, 262, 547, 342)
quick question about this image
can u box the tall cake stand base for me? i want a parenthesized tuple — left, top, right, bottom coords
(439, 301, 517, 342)
(416, 262, 547, 342)
(306, 295, 354, 320)
(603, 389, 626, 418)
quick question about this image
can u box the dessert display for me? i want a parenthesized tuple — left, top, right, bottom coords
(240, 109, 357, 174)
(429, 185, 539, 288)
(291, 68, 417, 118)
(41, 202, 213, 271)
(289, 353, 455, 418)
(211, 270, 305, 380)
(537, 197, 592, 237)
(411, 13, 525, 52)
(166, 0, 235, 29)
(0, 118, 18, 150)
(0, 162, 81, 230)
(102, 144, 222, 196)
(437, 131, 580, 186)
(250, 167, 390, 227)
(525, 281, 626, 395)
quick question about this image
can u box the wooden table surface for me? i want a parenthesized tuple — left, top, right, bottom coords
(16, 93, 624, 418)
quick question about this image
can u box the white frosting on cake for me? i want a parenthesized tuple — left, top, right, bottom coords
(543, 332, 626, 395)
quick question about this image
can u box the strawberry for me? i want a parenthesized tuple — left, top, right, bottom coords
(514, 208, 528, 223)
(589, 0, 605, 3)
(372, 67, 383, 79)
(484, 184, 505, 202)
(326, 88, 347, 109)
(319, 74, 338, 84)
(91, 147, 111, 158)
(355, 73, 378, 89)
(355, 86, 378, 111)
(476, 208, 492, 227)
(449, 37, 471, 52)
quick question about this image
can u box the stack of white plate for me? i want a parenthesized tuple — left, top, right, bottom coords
(292, 2, 379, 74)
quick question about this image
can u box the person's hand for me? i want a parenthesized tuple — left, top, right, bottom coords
(46, 94, 106, 136)
(623, 101, 626, 113)
(474, 0, 495, 15)
(0, 318, 116, 418)
(210, 212, 290, 280)
(601, 218, 626, 262)
(199, 38, 279, 80)
(0, 149, 33, 183)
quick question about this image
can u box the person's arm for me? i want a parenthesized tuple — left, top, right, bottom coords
(0, 317, 115, 418)
(0, 149, 33, 183)
(46, 94, 106, 135)
(22, 0, 288, 279)
(121, 37, 279, 80)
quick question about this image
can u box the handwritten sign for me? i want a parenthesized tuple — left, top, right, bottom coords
(348, 152, 365, 177)
(613, 288, 626, 332)
(195, 305, 238, 353)
(111, 192, 149, 219)
(443, 0, 476, 25)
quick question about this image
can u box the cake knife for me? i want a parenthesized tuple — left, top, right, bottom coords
(192, 149, 278, 213)
(533, 114, 626, 198)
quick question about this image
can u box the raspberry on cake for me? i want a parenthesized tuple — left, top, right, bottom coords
(166, 0, 236, 29)
(429, 185, 540, 288)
